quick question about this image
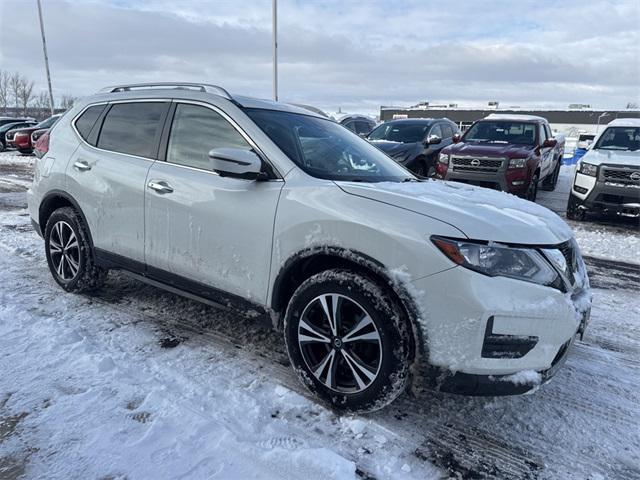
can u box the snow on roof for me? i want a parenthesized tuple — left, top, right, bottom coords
(485, 113, 547, 122)
(606, 118, 640, 127)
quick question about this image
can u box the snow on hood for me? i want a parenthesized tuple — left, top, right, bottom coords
(579, 149, 640, 167)
(337, 179, 573, 245)
(443, 141, 535, 159)
(369, 140, 421, 161)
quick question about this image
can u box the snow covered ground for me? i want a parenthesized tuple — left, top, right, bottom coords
(1, 152, 639, 479)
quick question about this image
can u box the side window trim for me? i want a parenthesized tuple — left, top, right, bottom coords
(159, 100, 281, 179)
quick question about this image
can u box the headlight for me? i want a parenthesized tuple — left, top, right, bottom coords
(432, 237, 560, 287)
(438, 153, 449, 164)
(579, 162, 597, 177)
(508, 158, 527, 169)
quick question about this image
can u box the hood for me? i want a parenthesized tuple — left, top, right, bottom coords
(444, 141, 535, 159)
(8, 126, 39, 136)
(369, 140, 421, 162)
(580, 148, 640, 167)
(337, 180, 572, 245)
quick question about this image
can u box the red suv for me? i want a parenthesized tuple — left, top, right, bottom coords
(6, 114, 61, 154)
(436, 114, 565, 201)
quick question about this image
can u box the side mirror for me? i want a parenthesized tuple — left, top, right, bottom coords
(426, 134, 442, 145)
(452, 133, 462, 143)
(208, 148, 264, 180)
(543, 138, 557, 148)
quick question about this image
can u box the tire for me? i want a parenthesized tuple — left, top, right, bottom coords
(542, 160, 561, 191)
(411, 159, 427, 178)
(0, 140, 5, 152)
(44, 207, 107, 293)
(284, 269, 412, 413)
(566, 193, 586, 221)
(526, 172, 539, 201)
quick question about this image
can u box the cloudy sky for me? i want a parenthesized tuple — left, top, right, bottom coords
(1, 0, 639, 113)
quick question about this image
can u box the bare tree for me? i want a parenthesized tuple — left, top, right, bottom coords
(18, 78, 35, 115)
(0, 70, 10, 114)
(10, 72, 22, 108)
(626, 102, 639, 110)
(59, 94, 76, 110)
(32, 91, 51, 111)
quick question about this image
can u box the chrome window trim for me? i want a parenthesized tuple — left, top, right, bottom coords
(71, 98, 284, 179)
(165, 99, 283, 180)
(71, 100, 167, 163)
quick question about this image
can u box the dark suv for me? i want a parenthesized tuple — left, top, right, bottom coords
(367, 118, 459, 176)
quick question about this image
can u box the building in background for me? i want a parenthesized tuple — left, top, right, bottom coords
(380, 102, 640, 138)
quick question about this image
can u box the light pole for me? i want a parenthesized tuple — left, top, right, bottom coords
(37, 0, 55, 115)
(595, 112, 610, 135)
(272, 0, 278, 101)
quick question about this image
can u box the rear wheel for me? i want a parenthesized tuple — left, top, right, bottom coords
(45, 207, 107, 293)
(542, 160, 561, 191)
(284, 269, 412, 412)
(526, 172, 539, 201)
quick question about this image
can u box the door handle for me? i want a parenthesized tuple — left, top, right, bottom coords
(73, 160, 91, 171)
(147, 180, 174, 194)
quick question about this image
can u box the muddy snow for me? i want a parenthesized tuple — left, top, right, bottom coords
(1, 152, 639, 479)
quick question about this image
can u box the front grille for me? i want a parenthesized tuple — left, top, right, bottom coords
(451, 157, 503, 173)
(558, 240, 578, 285)
(601, 167, 640, 186)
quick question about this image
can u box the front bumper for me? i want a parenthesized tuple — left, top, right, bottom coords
(571, 170, 640, 217)
(411, 261, 590, 395)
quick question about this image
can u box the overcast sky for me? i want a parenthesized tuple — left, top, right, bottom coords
(1, 0, 639, 113)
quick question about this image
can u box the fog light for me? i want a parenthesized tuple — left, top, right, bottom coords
(512, 180, 525, 186)
(574, 185, 587, 194)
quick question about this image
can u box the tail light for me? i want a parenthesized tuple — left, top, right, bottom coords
(34, 132, 50, 158)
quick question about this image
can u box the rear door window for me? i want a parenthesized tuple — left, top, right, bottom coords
(97, 102, 168, 158)
(75, 104, 107, 144)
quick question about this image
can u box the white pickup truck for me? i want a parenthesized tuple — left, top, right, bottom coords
(567, 118, 640, 220)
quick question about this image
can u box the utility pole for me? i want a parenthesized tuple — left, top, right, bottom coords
(37, 0, 55, 115)
(595, 112, 609, 135)
(272, 0, 278, 101)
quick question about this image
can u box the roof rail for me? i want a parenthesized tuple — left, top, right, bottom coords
(98, 82, 233, 100)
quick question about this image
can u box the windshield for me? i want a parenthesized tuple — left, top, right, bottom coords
(35, 116, 60, 129)
(245, 109, 416, 182)
(464, 121, 537, 146)
(0, 122, 25, 133)
(368, 122, 429, 143)
(594, 126, 640, 151)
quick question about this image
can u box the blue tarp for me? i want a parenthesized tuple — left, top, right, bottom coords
(562, 148, 587, 165)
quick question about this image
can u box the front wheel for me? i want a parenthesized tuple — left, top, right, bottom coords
(566, 192, 586, 221)
(45, 207, 107, 293)
(284, 269, 412, 412)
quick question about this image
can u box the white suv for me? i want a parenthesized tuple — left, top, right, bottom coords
(27, 83, 591, 411)
(568, 118, 640, 220)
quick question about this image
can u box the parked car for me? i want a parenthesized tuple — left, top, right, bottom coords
(368, 118, 459, 176)
(0, 116, 35, 128)
(436, 114, 565, 201)
(339, 114, 377, 136)
(6, 114, 61, 154)
(567, 118, 640, 220)
(0, 120, 37, 151)
(27, 82, 591, 412)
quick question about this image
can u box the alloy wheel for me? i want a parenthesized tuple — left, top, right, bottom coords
(48, 220, 81, 281)
(298, 293, 383, 394)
